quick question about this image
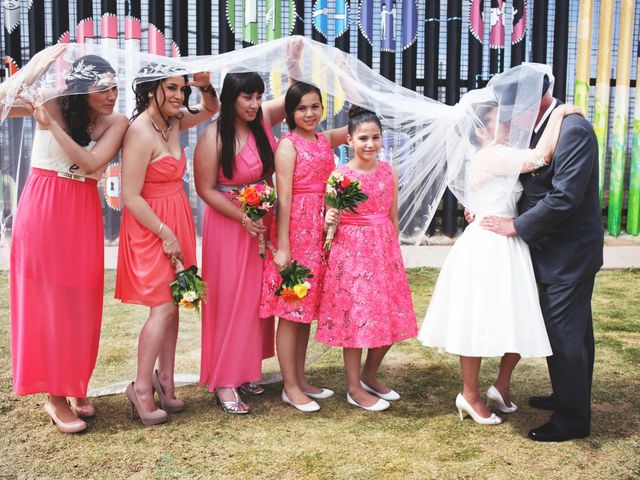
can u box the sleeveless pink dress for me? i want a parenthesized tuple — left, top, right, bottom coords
(115, 151, 197, 306)
(316, 162, 417, 348)
(200, 118, 276, 391)
(260, 131, 335, 324)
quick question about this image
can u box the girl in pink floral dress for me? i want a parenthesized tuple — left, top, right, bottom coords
(261, 82, 347, 412)
(318, 106, 417, 412)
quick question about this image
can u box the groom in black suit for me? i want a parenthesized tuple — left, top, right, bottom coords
(481, 75, 603, 442)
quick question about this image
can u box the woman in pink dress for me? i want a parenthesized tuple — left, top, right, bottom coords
(260, 82, 347, 412)
(194, 72, 292, 414)
(7, 51, 128, 433)
(116, 69, 218, 426)
(318, 107, 418, 411)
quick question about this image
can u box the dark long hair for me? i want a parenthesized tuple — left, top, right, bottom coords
(217, 72, 274, 180)
(59, 55, 115, 146)
(131, 65, 198, 124)
(284, 82, 323, 131)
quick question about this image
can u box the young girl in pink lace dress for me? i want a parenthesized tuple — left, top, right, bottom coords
(260, 82, 347, 412)
(318, 107, 417, 412)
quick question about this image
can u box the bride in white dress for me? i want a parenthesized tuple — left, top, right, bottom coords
(419, 88, 578, 425)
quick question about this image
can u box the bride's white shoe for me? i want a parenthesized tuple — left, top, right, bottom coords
(486, 385, 518, 414)
(456, 393, 502, 425)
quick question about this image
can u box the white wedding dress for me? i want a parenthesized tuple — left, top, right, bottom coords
(419, 146, 552, 358)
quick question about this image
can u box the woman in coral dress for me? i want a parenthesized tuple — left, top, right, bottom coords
(318, 107, 417, 412)
(116, 70, 218, 426)
(8, 51, 127, 433)
(260, 82, 347, 412)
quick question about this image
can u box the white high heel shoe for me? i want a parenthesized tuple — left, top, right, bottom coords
(456, 393, 502, 425)
(360, 380, 400, 401)
(486, 385, 518, 414)
(346, 392, 390, 412)
(281, 390, 320, 412)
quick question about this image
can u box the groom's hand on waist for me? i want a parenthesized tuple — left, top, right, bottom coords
(480, 216, 517, 237)
(464, 209, 476, 224)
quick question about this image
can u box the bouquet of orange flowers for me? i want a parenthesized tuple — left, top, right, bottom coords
(170, 261, 207, 314)
(275, 260, 313, 304)
(235, 181, 276, 258)
(324, 170, 368, 250)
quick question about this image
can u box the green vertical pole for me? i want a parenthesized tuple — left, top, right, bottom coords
(266, 0, 281, 41)
(625, 30, 640, 234)
(607, 0, 635, 235)
(243, 0, 259, 46)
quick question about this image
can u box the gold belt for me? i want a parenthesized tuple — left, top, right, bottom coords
(57, 171, 86, 182)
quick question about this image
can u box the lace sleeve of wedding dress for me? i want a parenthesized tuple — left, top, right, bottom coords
(473, 145, 545, 175)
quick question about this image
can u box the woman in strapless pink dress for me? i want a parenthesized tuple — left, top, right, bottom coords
(116, 69, 218, 426)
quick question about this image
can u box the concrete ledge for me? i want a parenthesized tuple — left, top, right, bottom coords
(1, 243, 638, 271)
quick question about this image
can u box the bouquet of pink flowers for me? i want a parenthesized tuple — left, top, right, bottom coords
(170, 261, 207, 314)
(324, 170, 368, 250)
(235, 181, 276, 258)
(275, 260, 313, 304)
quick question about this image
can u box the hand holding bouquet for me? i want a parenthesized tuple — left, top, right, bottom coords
(275, 260, 313, 304)
(324, 170, 368, 249)
(170, 260, 207, 313)
(236, 181, 276, 258)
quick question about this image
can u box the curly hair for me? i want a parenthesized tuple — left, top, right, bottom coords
(130, 65, 198, 125)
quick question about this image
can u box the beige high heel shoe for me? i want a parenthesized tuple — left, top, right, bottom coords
(152, 370, 185, 413)
(68, 398, 96, 418)
(44, 400, 87, 434)
(125, 382, 168, 426)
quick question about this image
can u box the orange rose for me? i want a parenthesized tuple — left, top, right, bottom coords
(340, 177, 351, 189)
(245, 191, 262, 207)
(281, 288, 298, 303)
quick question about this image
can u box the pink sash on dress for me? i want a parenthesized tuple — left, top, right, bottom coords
(340, 212, 389, 226)
(293, 183, 326, 194)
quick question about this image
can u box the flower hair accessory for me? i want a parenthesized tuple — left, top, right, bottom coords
(66, 60, 119, 87)
(134, 63, 185, 84)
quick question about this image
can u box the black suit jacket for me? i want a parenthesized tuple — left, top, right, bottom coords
(514, 100, 604, 285)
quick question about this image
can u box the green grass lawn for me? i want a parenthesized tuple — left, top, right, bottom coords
(0, 269, 639, 479)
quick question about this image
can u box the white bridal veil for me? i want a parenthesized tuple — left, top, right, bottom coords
(0, 37, 552, 392)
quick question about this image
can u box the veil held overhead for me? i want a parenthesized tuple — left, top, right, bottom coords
(1, 37, 552, 244)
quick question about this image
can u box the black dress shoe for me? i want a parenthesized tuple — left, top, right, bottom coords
(528, 394, 558, 411)
(528, 422, 589, 442)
